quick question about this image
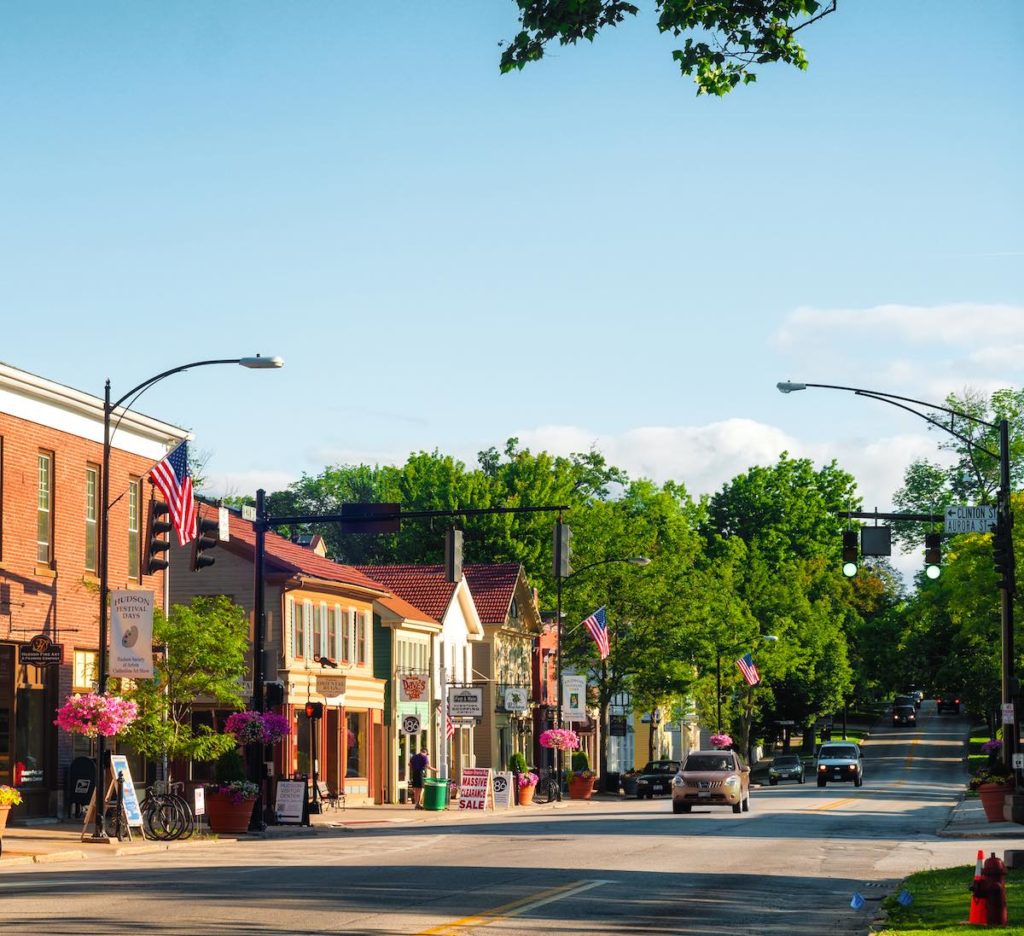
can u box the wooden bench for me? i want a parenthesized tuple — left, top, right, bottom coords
(317, 781, 345, 811)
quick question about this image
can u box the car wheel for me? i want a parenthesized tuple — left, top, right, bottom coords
(855, 775, 863, 788)
(742, 795, 750, 812)
(817, 778, 826, 788)
(732, 802, 742, 814)
(769, 778, 777, 786)
(636, 792, 644, 800)
(672, 800, 685, 814)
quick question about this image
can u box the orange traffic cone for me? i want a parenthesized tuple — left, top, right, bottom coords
(968, 849, 988, 925)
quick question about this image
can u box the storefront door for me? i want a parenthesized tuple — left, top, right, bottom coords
(0, 646, 13, 785)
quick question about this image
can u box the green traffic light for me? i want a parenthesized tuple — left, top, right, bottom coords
(842, 561, 857, 578)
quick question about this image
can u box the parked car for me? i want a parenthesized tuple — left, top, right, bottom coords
(936, 692, 961, 714)
(816, 742, 863, 787)
(892, 704, 917, 727)
(768, 754, 805, 785)
(907, 687, 925, 706)
(672, 750, 750, 814)
(634, 760, 681, 799)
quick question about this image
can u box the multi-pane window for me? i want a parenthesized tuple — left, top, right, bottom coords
(303, 601, 314, 658)
(73, 650, 98, 690)
(290, 599, 306, 659)
(328, 605, 340, 661)
(342, 609, 353, 663)
(127, 478, 141, 579)
(355, 612, 367, 665)
(36, 452, 53, 564)
(84, 466, 98, 573)
(313, 602, 325, 660)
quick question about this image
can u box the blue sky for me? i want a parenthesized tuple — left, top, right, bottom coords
(2, 1, 1021, 572)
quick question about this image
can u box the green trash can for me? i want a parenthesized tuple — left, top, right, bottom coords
(422, 777, 449, 811)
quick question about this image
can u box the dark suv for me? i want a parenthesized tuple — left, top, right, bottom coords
(935, 692, 961, 714)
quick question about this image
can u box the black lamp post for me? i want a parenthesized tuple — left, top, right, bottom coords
(92, 355, 282, 841)
(554, 551, 651, 794)
(778, 380, 1016, 775)
(714, 635, 778, 733)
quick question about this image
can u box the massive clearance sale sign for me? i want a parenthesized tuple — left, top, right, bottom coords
(457, 767, 494, 811)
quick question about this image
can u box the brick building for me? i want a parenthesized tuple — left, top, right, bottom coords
(0, 363, 186, 818)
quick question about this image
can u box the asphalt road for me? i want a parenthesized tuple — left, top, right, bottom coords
(0, 704, 1014, 935)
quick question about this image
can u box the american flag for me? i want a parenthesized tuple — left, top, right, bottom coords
(445, 704, 456, 739)
(582, 607, 609, 660)
(148, 441, 197, 546)
(735, 652, 760, 686)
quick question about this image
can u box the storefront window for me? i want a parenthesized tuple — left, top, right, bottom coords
(0, 647, 12, 784)
(346, 711, 365, 777)
(15, 685, 46, 786)
(296, 710, 311, 777)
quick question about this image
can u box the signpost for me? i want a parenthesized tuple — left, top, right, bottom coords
(945, 504, 998, 535)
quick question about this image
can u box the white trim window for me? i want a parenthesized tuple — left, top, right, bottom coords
(303, 600, 314, 660)
(343, 608, 354, 663)
(329, 604, 341, 661)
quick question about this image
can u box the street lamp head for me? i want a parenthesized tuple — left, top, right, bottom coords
(239, 355, 285, 369)
(776, 382, 806, 394)
(763, 634, 779, 642)
(628, 556, 652, 566)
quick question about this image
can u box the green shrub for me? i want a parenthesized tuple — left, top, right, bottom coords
(571, 750, 591, 772)
(214, 747, 246, 784)
(508, 752, 528, 774)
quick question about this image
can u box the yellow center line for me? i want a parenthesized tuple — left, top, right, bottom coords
(809, 797, 857, 811)
(417, 879, 607, 935)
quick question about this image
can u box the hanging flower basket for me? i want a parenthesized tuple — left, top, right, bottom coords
(54, 693, 138, 739)
(710, 733, 733, 750)
(224, 711, 291, 745)
(539, 729, 580, 751)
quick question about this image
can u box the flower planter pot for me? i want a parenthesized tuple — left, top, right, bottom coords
(518, 785, 536, 806)
(568, 777, 595, 800)
(978, 783, 1012, 823)
(0, 804, 11, 838)
(205, 791, 257, 834)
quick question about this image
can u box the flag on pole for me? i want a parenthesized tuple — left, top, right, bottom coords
(735, 652, 760, 686)
(581, 607, 609, 660)
(148, 441, 197, 545)
(445, 704, 456, 739)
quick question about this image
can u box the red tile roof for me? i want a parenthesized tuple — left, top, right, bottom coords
(462, 563, 522, 625)
(377, 593, 440, 626)
(351, 565, 456, 620)
(199, 503, 389, 595)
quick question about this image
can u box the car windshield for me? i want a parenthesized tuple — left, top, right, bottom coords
(643, 762, 680, 774)
(820, 746, 858, 759)
(684, 755, 734, 772)
(895, 705, 914, 713)
(774, 756, 800, 767)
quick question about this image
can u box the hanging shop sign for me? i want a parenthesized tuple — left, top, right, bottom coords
(561, 675, 587, 722)
(504, 687, 529, 713)
(401, 714, 422, 735)
(610, 715, 628, 737)
(316, 675, 347, 703)
(109, 590, 154, 678)
(449, 687, 484, 718)
(399, 673, 429, 702)
(19, 633, 64, 666)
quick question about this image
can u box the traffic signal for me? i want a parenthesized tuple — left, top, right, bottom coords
(993, 515, 1016, 593)
(304, 701, 324, 719)
(553, 522, 572, 580)
(841, 530, 858, 577)
(444, 527, 463, 583)
(190, 516, 219, 572)
(924, 532, 942, 580)
(146, 500, 172, 574)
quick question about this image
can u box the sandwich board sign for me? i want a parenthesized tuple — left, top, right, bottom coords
(275, 779, 307, 824)
(457, 767, 495, 811)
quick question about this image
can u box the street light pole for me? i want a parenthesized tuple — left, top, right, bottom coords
(778, 380, 1016, 775)
(92, 355, 282, 841)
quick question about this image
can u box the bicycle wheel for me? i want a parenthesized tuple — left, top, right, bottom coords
(144, 796, 186, 841)
(534, 777, 559, 804)
(171, 794, 195, 840)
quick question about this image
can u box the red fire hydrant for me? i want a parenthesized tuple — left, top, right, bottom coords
(982, 852, 1008, 926)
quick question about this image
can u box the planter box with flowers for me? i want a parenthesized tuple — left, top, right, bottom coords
(517, 771, 539, 805)
(206, 780, 261, 834)
(0, 784, 23, 853)
(970, 741, 1014, 823)
(710, 733, 733, 750)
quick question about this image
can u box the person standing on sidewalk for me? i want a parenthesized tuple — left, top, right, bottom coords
(409, 750, 434, 808)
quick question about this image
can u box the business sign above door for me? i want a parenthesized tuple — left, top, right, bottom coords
(449, 687, 483, 717)
(316, 675, 347, 700)
(399, 673, 429, 702)
(19, 634, 64, 666)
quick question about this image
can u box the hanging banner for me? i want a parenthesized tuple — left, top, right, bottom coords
(399, 673, 429, 702)
(110, 590, 154, 678)
(561, 675, 587, 721)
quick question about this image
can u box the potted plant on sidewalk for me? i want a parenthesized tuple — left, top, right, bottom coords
(205, 748, 260, 834)
(970, 766, 1015, 823)
(567, 751, 597, 800)
(0, 784, 23, 853)
(517, 771, 539, 805)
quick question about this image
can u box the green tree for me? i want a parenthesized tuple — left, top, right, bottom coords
(117, 596, 249, 765)
(500, 0, 838, 96)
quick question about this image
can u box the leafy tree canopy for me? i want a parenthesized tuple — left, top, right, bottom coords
(500, 0, 838, 96)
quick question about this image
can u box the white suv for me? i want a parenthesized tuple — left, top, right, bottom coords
(815, 742, 863, 788)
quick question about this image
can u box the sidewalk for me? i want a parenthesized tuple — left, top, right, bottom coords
(0, 795, 585, 866)
(937, 795, 1024, 839)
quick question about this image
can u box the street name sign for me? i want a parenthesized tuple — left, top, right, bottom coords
(945, 505, 997, 534)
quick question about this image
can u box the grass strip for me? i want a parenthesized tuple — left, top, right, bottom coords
(875, 863, 1023, 936)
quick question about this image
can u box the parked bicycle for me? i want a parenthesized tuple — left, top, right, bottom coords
(531, 766, 562, 804)
(141, 781, 195, 841)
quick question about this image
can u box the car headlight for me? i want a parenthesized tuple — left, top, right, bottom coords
(725, 775, 740, 787)
(818, 764, 827, 772)
(672, 775, 684, 787)
(847, 764, 857, 771)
